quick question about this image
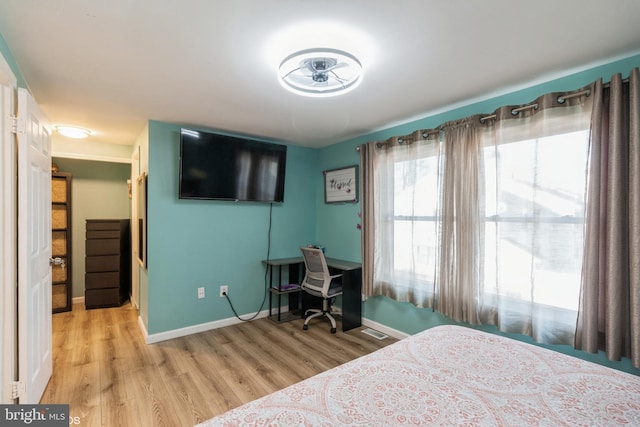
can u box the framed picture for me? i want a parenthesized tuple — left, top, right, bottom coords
(324, 165, 358, 203)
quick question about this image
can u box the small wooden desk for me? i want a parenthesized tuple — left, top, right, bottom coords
(263, 256, 362, 332)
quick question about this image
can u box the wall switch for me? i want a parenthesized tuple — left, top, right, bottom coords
(198, 287, 205, 299)
(219, 285, 228, 297)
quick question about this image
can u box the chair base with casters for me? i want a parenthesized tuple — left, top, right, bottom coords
(303, 296, 342, 333)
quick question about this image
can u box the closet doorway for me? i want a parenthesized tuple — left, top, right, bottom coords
(51, 170, 72, 313)
(51, 158, 132, 310)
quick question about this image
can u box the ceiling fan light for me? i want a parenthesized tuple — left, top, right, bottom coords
(279, 48, 362, 97)
(55, 125, 92, 139)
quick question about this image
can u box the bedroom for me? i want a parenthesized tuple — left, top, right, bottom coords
(1, 1, 639, 425)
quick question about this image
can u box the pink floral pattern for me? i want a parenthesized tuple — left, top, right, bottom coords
(196, 325, 640, 426)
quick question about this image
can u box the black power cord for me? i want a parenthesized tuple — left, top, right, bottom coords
(222, 203, 273, 321)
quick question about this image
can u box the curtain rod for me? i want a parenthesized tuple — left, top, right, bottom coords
(480, 89, 592, 123)
(356, 76, 630, 150)
(478, 77, 628, 124)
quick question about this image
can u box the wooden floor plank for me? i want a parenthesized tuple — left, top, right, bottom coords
(42, 302, 397, 427)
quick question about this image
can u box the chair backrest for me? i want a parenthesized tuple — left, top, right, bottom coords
(300, 246, 332, 295)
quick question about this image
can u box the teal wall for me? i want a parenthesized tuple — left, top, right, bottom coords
(0, 31, 27, 88)
(314, 143, 363, 261)
(317, 53, 640, 375)
(145, 121, 317, 334)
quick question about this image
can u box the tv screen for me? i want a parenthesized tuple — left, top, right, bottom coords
(179, 128, 287, 202)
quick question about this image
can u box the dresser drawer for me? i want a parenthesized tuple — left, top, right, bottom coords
(86, 238, 121, 256)
(84, 218, 130, 310)
(85, 272, 119, 289)
(86, 230, 121, 239)
(86, 220, 125, 231)
(85, 255, 120, 272)
(85, 288, 122, 309)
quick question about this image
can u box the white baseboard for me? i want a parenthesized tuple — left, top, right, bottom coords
(138, 316, 149, 341)
(143, 307, 280, 344)
(72, 296, 85, 305)
(139, 303, 407, 345)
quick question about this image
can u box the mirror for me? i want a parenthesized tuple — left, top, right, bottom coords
(136, 173, 147, 268)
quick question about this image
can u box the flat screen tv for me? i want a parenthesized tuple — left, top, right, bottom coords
(179, 128, 287, 202)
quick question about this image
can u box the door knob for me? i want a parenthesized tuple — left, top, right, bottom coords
(49, 257, 66, 270)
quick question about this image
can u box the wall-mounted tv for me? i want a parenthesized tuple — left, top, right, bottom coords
(179, 128, 287, 202)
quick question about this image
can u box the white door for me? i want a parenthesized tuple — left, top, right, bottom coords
(0, 81, 17, 402)
(17, 87, 52, 403)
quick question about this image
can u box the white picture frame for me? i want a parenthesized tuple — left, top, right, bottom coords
(324, 165, 358, 203)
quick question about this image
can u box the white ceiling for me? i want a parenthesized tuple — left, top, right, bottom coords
(1, 0, 639, 148)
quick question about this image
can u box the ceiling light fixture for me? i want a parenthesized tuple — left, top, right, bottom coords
(279, 48, 363, 97)
(54, 125, 92, 139)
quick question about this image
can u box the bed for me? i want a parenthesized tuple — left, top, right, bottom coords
(196, 325, 640, 426)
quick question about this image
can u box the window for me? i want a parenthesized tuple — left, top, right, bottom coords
(367, 91, 595, 345)
(392, 153, 440, 291)
(372, 141, 442, 307)
(385, 130, 588, 308)
(482, 130, 589, 312)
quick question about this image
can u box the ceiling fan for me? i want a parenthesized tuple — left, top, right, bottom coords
(278, 48, 362, 97)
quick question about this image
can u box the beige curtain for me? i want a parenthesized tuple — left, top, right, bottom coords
(576, 68, 640, 368)
(360, 130, 440, 305)
(478, 90, 593, 344)
(435, 91, 593, 332)
(435, 117, 483, 324)
(360, 142, 375, 298)
(360, 83, 594, 344)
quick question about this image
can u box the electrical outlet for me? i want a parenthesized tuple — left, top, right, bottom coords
(219, 285, 228, 297)
(197, 287, 205, 299)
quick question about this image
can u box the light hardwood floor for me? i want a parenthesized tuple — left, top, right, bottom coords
(41, 302, 396, 427)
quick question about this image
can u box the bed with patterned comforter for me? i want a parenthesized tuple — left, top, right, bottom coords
(196, 324, 640, 426)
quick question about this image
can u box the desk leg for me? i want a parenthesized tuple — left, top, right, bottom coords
(289, 262, 302, 316)
(277, 265, 282, 322)
(341, 268, 362, 332)
(268, 265, 273, 317)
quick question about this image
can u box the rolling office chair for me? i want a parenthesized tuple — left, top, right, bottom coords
(299, 246, 343, 333)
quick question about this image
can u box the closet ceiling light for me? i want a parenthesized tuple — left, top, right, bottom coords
(55, 125, 92, 139)
(279, 48, 363, 97)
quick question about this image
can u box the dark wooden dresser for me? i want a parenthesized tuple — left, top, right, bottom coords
(85, 219, 131, 309)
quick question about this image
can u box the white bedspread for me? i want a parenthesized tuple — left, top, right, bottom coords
(196, 325, 640, 426)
